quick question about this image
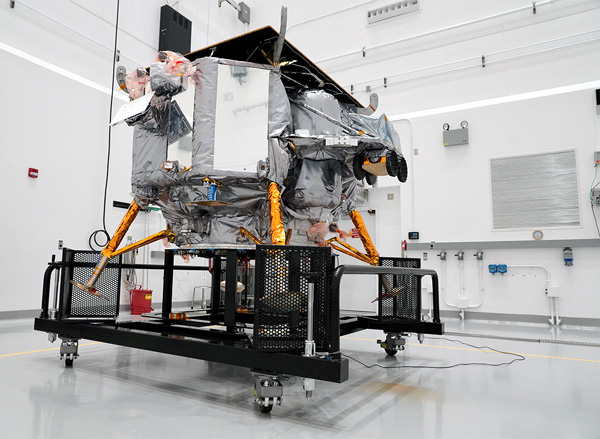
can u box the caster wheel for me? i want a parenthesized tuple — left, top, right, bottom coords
(259, 403, 273, 413)
(384, 348, 398, 356)
(65, 358, 74, 367)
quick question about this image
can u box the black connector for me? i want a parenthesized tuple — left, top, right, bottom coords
(113, 200, 131, 209)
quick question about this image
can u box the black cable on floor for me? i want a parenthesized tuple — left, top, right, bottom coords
(444, 331, 600, 348)
(89, 0, 120, 251)
(342, 336, 525, 370)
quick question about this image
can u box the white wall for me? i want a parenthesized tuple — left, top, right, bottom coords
(395, 90, 600, 320)
(398, 90, 598, 243)
(1, 0, 599, 321)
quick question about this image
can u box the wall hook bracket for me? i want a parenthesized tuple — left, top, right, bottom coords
(532, 2, 537, 14)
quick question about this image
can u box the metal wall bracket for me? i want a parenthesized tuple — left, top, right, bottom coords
(218, 0, 250, 25)
(238, 2, 250, 25)
(482, 55, 486, 67)
(384, 77, 387, 88)
(532, 2, 537, 14)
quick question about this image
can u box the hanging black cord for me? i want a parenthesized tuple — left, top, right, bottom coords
(89, 0, 120, 251)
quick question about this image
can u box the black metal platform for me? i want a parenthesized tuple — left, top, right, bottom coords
(35, 246, 443, 386)
(33, 318, 348, 382)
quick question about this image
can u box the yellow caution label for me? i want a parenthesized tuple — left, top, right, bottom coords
(145, 294, 152, 300)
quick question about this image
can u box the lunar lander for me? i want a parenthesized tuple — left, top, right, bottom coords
(35, 26, 443, 412)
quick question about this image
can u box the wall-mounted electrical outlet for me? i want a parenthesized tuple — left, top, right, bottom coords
(563, 247, 573, 266)
(592, 188, 600, 204)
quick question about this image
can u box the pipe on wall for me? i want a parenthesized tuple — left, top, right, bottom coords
(317, 0, 573, 64)
(345, 30, 600, 92)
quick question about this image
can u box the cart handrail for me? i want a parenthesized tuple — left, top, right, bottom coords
(329, 265, 441, 352)
(40, 262, 61, 318)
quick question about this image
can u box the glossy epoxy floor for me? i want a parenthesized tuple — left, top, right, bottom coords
(1, 317, 599, 439)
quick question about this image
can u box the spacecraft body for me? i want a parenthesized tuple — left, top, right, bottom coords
(126, 54, 404, 254)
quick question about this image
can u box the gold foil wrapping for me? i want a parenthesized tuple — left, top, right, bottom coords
(268, 182, 286, 245)
(348, 210, 379, 265)
(111, 228, 176, 258)
(78, 201, 178, 297)
(101, 201, 142, 257)
(326, 237, 372, 264)
(239, 227, 264, 245)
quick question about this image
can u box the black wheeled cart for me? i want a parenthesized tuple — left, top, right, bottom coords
(35, 245, 443, 413)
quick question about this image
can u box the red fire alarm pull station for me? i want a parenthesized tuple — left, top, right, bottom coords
(28, 168, 39, 178)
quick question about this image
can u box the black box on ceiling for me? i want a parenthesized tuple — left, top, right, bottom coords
(159, 5, 191, 55)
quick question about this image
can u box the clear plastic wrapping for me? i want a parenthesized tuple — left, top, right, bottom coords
(290, 89, 342, 136)
(341, 105, 402, 152)
(125, 68, 148, 100)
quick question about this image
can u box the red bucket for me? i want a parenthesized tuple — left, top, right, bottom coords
(130, 288, 153, 315)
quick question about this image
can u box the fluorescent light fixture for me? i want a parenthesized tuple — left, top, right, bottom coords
(389, 80, 600, 121)
(0, 41, 129, 102)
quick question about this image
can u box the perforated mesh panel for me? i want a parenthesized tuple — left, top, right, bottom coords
(378, 257, 421, 322)
(253, 245, 333, 353)
(60, 249, 121, 320)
